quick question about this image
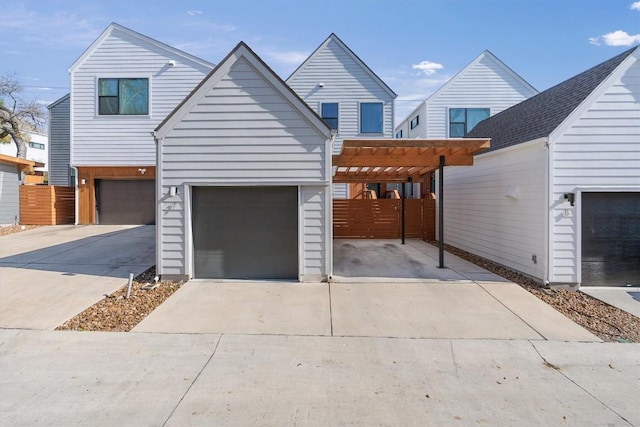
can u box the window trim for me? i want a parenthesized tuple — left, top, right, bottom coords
(396, 130, 403, 138)
(320, 102, 339, 131)
(359, 101, 384, 134)
(95, 76, 152, 118)
(410, 115, 419, 130)
(448, 107, 490, 137)
(28, 142, 45, 150)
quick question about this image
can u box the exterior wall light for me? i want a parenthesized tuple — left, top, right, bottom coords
(564, 192, 575, 206)
(169, 186, 178, 197)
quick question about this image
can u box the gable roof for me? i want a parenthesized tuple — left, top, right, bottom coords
(286, 33, 397, 98)
(155, 41, 332, 139)
(47, 93, 70, 110)
(69, 22, 214, 73)
(467, 46, 639, 152)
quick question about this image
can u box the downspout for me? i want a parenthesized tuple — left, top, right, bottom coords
(544, 137, 551, 286)
(71, 166, 79, 225)
(152, 131, 163, 279)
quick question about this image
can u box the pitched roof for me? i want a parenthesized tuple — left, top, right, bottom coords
(47, 93, 70, 110)
(69, 22, 214, 73)
(467, 46, 638, 152)
(286, 33, 397, 98)
(155, 42, 331, 139)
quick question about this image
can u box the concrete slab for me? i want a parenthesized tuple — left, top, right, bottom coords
(478, 281, 601, 342)
(0, 329, 219, 427)
(0, 225, 154, 329)
(165, 335, 631, 426)
(581, 287, 640, 318)
(133, 281, 331, 336)
(330, 281, 544, 339)
(533, 341, 640, 426)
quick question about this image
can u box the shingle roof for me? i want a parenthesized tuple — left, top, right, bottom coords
(467, 46, 638, 152)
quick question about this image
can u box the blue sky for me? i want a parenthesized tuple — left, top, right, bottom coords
(2, 0, 639, 123)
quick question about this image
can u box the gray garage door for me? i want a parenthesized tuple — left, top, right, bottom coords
(581, 192, 640, 286)
(192, 186, 298, 280)
(96, 179, 155, 225)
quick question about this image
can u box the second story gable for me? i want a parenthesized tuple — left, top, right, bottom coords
(286, 34, 397, 154)
(69, 23, 214, 166)
(396, 50, 538, 139)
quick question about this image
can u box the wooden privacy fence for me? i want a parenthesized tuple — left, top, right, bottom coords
(20, 185, 75, 225)
(333, 198, 435, 240)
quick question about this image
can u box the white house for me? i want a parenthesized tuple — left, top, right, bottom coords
(154, 42, 333, 282)
(0, 130, 48, 174)
(444, 46, 640, 288)
(67, 22, 214, 224)
(286, 33, 397, 199)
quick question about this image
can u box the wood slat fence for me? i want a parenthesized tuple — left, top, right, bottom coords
(20, 185, 75, 225)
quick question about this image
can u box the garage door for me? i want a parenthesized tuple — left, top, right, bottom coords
(581, 192, 640, 286)
(96, 179, 155, 225)
(192, 186, 298, 279)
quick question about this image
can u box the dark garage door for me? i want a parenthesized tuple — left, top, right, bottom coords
(192, 186, 298, 280)
(96, 179, 155, 225)
(582, 192, 640, 286)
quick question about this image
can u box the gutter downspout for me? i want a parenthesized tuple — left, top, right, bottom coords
(152, 131, 163, 279)
(71, 166, 79, 225)
(544, 137, 551, 286)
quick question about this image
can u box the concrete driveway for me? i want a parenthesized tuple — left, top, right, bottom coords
(0, 225, 154, 329)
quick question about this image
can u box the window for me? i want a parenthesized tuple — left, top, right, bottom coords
(449, 108, 490, 137)
(28, 142, 45, 150)
(98, 78, 149, 115)
(360, 102, 383, 133)
(410, 115, 419, 129)
(321, 103, 338, 130)
(396, 130, 403, 138)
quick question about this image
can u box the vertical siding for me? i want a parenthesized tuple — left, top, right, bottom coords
(440, 141, 547, 279)
(301, 186, 328, 278)
(159, 57, 329, 277)
(549, 59, 640, 284)
(0, 162, 19, 224)
(425, 55, 536, 138)
(48, 95, 71, 185)
(287, 38, 395, 198)
(71, 28, 211, 166)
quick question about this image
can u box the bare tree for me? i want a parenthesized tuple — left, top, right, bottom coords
(0, 74, 46, 158)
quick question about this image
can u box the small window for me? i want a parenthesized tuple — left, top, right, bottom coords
(360, 102, 383, 133)
(410, 115, 419, 129)
(321, 103, 338, 130)
(449, 108, 489, 137)
(28, 142, 45, 150)
(396, 130, 403, 138)
(98, 78, 149, 115)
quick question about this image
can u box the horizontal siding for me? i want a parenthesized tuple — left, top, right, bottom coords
(48, 96, 71, 185)
(72, 27, 212, 166)
(440, 141, 546, 279)
(302, 186, 327, 276)
(0, 162, 19, 224)
(550, 59, 640, 284)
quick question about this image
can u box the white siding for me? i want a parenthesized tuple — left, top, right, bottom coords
(440, 141, 547, 279)
(287, 37, 395, 198)
(48, 95, 71, 185)
(549, 59, 640, 284)
(0, 132, 48, 172)
(71, 27, 211, 166)
(0, 162, 19, 224)
(159, 57, 329, 278)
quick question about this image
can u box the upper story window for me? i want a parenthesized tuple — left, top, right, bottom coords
(98, 78, 149, 115)
(396, 130, 403, 138)
(360, 102, 383, 133)
(28, 142, 45, 150)
(410, 115, 419, 129)
(449, 108, 489, 137)
(321, 103, 339, 130)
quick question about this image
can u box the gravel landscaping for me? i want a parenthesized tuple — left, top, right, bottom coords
(0, 225, 40, 236)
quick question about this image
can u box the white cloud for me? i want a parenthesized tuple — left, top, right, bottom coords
(589, 30, 640, 46)
(264, 49, 310, 66)
(187, 10, 203, 16)
(630, 1, 640, 10)
(411, 60, 444, 75)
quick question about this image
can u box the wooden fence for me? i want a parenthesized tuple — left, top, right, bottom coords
(333, 198, 435, 240)
(20, 185, 75, 225)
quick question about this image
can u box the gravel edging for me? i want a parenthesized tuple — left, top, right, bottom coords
(436, 242, 640, 343)
(0, 225, 41, 236)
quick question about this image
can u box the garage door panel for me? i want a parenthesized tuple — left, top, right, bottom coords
(96, 180, 155, 225)
(193, 186, 298, 279)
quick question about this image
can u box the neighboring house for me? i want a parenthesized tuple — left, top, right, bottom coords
(286, 33, 397, 199)
(0, 154, 39, 224)
(67, 23, 214, 224)
(395, 50, 538, 197)
(47, 94, 71, 186)
(155, 42, 332, 282)
(0, 130, 48, 174)
(443, 46, 640, 288)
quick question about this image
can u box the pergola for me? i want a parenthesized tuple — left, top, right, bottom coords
(332, 138, 491, 268)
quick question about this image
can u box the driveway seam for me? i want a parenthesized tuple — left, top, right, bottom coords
(162, 334, 223, 427)
(328, 283, 334, 336)
(529, 341, 634, 426)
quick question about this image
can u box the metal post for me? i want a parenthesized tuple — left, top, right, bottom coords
(401, 181, 406, 244)
(438, 155, 445, 268)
